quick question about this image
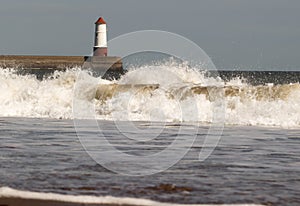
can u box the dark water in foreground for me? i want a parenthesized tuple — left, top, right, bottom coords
(0, 117, 299, 205)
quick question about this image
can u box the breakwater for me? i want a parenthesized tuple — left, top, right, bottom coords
(0, 55, 123, 80)
(0, 55, 299, 84)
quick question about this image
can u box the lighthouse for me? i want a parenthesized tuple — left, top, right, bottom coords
(93, 17, 108, 56)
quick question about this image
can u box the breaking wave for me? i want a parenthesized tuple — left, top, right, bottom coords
(0, 62, 299, 127)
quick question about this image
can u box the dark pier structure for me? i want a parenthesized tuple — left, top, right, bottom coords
(0, 55, 123, 80)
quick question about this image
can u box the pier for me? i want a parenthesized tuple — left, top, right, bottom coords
(0, 55, 123, 80)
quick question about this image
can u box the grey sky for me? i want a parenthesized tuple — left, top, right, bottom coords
(0, 0, 299, 70)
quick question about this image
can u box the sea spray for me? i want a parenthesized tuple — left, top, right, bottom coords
(0, 68, 77, 119)
(0, 63, 299, 127)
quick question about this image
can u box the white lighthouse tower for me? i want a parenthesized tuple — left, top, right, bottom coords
(93, 17, 108, 56)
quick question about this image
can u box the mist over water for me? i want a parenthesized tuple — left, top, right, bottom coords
(0, 61, 299, 127)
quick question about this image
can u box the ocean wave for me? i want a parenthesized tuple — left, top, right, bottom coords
(0, 63, 299, 127)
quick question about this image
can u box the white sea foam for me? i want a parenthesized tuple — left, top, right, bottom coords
(0, 63, 299, 128)
(0, 187, 265, 206)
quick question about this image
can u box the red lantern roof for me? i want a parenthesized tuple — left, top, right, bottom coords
(95, 17, 106, 24)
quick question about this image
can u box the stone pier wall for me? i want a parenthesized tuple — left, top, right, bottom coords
(0, 55, 123, 80)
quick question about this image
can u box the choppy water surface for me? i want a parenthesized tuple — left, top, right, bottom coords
(0, 117, 299, 205)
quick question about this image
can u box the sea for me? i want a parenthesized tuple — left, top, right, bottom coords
(0, 61, 299, 206)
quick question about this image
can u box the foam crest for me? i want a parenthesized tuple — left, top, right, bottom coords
(0, 187, 265, 206)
